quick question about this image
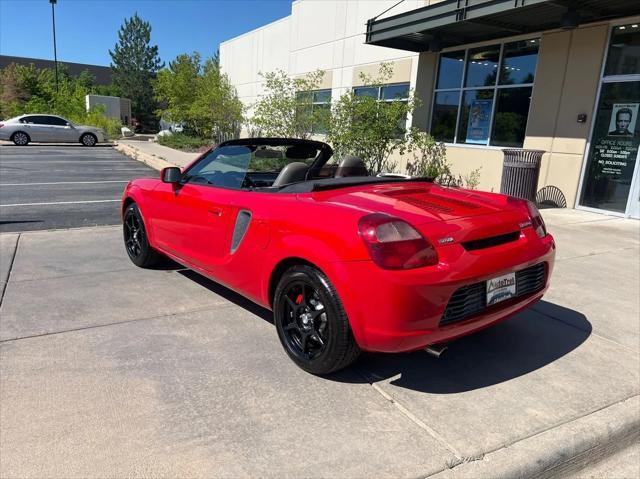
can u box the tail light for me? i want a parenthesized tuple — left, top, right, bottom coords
(526, 201, 547, 238)
(358, 213, 438, 269)
(509, 196, 547, 238)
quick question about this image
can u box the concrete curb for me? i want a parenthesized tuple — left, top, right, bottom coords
(429, 395, 639, 479)
(114, 141, 175, 171)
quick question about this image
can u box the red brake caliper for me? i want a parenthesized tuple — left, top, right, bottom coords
(295, 294, 303, 305)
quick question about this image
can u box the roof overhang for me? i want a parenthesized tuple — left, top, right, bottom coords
(366, 0, 640, 53)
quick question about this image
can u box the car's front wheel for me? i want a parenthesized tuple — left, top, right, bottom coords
(80, 133, 97, 146)
(274, 265, 360, 375)
(123, 203, 162, 268)
(11, 132, 30, 146)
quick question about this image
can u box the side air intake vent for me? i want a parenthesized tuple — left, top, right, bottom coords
(231, 210, 252, 253)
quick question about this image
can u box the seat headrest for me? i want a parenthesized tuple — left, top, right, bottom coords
(335, 155, 368, 178)
(272, 162, 309, 187)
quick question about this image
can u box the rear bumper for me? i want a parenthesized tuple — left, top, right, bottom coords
(332, 229, 555, 353)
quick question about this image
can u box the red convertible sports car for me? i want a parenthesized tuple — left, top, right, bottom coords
(122, 138, 555, 374)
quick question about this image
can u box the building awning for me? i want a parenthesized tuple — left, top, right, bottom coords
(366, 0, 640, 52)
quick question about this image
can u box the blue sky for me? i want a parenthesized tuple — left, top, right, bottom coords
(0, 0, 292, 66)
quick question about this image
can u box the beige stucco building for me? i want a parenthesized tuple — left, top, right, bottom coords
(220, 0, 640, 218)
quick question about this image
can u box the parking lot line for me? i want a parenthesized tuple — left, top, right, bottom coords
(0, 180, 130, 186)
(1, 199, 121, 207)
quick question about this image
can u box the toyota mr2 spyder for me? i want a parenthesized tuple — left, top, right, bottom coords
(122, 138, 555, 374)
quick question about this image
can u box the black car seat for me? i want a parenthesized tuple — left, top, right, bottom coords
(271, 162, 309, 187)
(335, 155, 368, 178)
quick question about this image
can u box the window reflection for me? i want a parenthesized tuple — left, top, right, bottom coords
(605, 24, 640, 76)
(490, 87, 533, 147)
(436, 50, 465, 89)
(500, 39, 539, 85)
(465, 45, 500, 88)
(431, 91, 460, 143)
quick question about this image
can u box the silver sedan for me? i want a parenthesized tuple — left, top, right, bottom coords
(0, 114, 107, 146)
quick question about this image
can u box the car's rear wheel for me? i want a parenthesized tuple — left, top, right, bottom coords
(80, 133, 97, 146)
(123, 203, 162, 268)
(274, 265, 360, 374)
(11, 132, 30, 146)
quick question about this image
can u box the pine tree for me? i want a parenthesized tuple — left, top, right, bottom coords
(109, 13, 164, 131)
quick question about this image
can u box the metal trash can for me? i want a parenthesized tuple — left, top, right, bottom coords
(499, 149, 544, 201)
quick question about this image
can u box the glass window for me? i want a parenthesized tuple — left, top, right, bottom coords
(431, 38, 539, 147)
(382, 84, 409, 100)
(465, 45, 500, 88)
(37, 116, 56, 125)
(184, 145, 252, 189)
(436, 50, 465, 89)
(297, 89, 331, 135)
(184, 143, 321, 189)
(353, 86, 378, 98)
(490, 87, 533, 147)
(47, 116, 68, 126)
(431, 91, 460, 143)
(458, 90, 494, 145)
(313, 90, 331, 103)
(500, 39, 539, 85)
(605, 24, 640, 76)
(580, 81, 640, 212)
(353, 83, 410, 135)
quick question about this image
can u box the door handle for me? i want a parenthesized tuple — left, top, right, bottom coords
(208, 207, 224, 217)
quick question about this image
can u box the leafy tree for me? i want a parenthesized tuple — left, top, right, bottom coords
(192, 57, 243, 141)
(154, 52, 201, 128)
(326, 63, 416, 175)
(405, 129, 481, 189)
(109, 13, 164, 130)
(251, 69, 325, 139)
(405, 128, 450, 180)
(154, 52, 243, 141)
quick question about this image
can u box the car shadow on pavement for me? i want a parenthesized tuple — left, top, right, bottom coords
(170, 268, 592, 392)
(178, 269, 274, 324)
(347, 301, 592, 393)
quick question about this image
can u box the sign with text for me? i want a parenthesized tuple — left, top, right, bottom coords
(465, 99, 492, 145)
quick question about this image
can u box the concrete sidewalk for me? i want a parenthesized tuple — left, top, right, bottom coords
(115, 139, 200, 170)
(0, 209, 638, 478)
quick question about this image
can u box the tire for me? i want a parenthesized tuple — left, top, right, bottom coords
(123, 203, 162, 268)
(11, 131, 30, 146)
(274, 265, 360, 375)
(80, 133, 97, 146)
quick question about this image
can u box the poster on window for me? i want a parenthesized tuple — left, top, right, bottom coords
(608, 103, 638, 137)
(465, 99, 492, 144)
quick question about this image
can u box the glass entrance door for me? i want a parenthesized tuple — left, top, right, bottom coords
(579, 23, 640, 217)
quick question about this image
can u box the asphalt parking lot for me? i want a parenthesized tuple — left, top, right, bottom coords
(0, 144, 155, 232)
(0, 208, 638, 478)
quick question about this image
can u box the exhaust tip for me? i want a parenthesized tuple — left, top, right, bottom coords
(424, 344, 447, 358)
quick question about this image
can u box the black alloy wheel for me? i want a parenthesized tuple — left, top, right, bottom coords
(274, 265, 360, 375)
(123, 203, 161, 267)
(281, 281, 329, 359)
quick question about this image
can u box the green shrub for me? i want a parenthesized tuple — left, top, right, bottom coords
(157, 132, 213, 151)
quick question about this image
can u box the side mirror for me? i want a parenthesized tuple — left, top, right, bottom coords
(161, 167, 182, 184)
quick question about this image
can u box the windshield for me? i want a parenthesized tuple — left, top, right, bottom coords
(183, 143, 322, 189)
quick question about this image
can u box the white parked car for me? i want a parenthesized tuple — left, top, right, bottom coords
(0, 114, 107, 146)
